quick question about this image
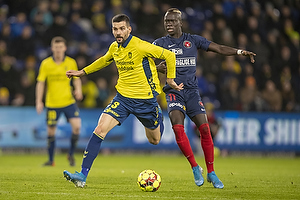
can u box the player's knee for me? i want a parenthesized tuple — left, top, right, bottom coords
(72, 126, 81, 134)
(93, 125, 107, 138)
(149, 139, 160, 145)
(148, 135, 161, 145)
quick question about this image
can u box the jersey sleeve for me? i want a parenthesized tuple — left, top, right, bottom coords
(138, 40, 176, 79)
(192, 35, 212, 51)
(36, 60, 47, 82)
(83, 44, 114, 75)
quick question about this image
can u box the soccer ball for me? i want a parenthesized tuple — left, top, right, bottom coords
(137, 169, 161, 192)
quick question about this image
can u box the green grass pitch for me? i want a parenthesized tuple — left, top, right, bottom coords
(0, 152, 299, 200)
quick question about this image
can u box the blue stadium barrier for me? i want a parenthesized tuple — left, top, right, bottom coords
(0, 107, 299, 152)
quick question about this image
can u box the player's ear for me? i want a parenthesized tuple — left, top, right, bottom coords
(128, 26, 132, 33)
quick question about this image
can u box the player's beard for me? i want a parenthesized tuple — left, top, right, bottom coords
(115, 35, 125, 44)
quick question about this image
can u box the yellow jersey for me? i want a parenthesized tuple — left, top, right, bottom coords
(84, 35, 176, 99)
(37, 56, 79, 108)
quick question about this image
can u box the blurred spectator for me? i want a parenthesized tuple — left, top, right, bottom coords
(0, 5, 8, 27)
(134, 0, 161, 40)
(74, 41, 94, 65)
(196, 67, 219, 107)
(273, 45, 294, 77)
(205, 102, 220, 140)
(280, 80, 296, 112)
(0, 0, 299, 112)
(49, 0, 61, 17)
(291, 66, 300, 110)
(264, 2, 280, 31)
(68, 12, 87, 42)
(45, 14, 69, 45)
(96, 77, 109, 108)
(0, 86, 9, 105)
(249, 1, 266, 40)
(261, 80, 282, 112)
(257, 62, 280, 91)
(219, 56, 242, 90)
(220, 77, 241, 110)
(240, 63, 254, 87)
(212, 18, 227, 45)
(105, 0, 130, 29)
(266, 29, 281, 61)
(30, 0, 53, 45)
(229, 6, 247, 38)
(0, 39, 8, 56)
(9, 12, 30, 38)
(0, 23, 13, 54)
(235, 33, 249, 67)
(0, 54, 22, 105)
(80, 76, 99, 108)
(280, 65, 292, 83)
(104, 73, 118, 106)
(248, 32, 270, 70)
(90, 0, 109, 34)
(199, 30, 222, 77)
(11, 25, 35, 60)
(19, 55, 37, 106)
(239, 76, 261, 111)
(196, 67, 209, 99)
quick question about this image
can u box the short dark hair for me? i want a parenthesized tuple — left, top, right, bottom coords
(51, 36, 66, 46)
(165, 8, 182, 18)
(112, 14, 130, 26)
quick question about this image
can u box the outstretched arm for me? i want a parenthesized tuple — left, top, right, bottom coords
(208, 42, 256, 63)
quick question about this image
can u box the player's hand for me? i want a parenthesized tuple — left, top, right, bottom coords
(167, 78, 184, 91)
(157, 61, 167, 74)
(36, 101, 44, 114)
(66, 69, 85, 78)
(241, 50, 256, 63)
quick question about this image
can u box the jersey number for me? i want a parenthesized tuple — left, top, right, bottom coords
(111, 102, 120, 109)
(169, 94, 176, 101)
(47, 110, 57, 125)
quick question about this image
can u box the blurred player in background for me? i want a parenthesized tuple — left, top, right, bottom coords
(35, 36, 83, 166)
(154, 8, 256, 189)
(63, 14, 183, 187)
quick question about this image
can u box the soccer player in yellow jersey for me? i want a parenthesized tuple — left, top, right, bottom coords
(36, 36, 83, 167)
(63, 14, 183, 187)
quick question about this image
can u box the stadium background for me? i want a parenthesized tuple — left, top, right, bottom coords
(0, 0, 299, 154)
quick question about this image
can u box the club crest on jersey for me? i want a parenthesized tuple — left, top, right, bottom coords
(199, 101, 204, 107)
(183, 40, 192, 48)
(128, 52, 132, 59)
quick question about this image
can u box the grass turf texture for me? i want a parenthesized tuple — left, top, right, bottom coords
(0, 153, 299, 200)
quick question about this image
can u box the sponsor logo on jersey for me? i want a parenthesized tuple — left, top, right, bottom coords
(183, 40, 192, 48)
(175, 57, 196, 67)
(104, 107, 120, 117)
(170, 48, 183, 55)
(169, 102, 186, 111)
(116, 61, 134, 65)
(116, 60, 134, 71)
(118, 66, 134, 71)
(168, 44, 176, 48)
